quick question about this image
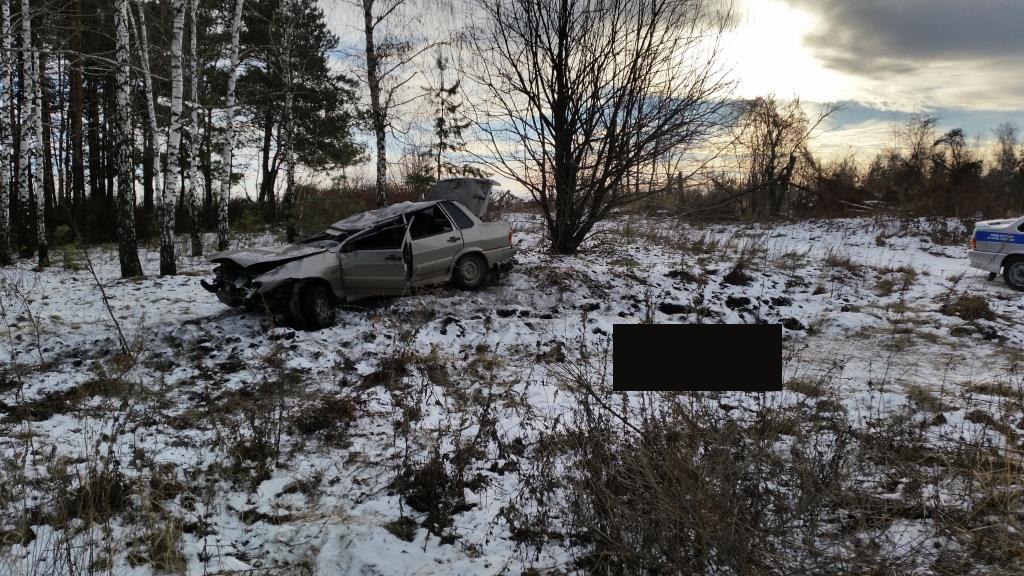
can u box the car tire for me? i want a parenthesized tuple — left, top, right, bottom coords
(299, 282, 337, 330)
(1003, 257, 1024, 291)
(452, 253, 487, 290)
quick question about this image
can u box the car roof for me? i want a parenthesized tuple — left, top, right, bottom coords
(327, 200, 442, 232)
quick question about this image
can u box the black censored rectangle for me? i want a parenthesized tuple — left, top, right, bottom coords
(612, 324, 782, 392)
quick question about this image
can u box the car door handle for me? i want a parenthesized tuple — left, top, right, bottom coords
(385, 255, 402, 261)
(447, 236, 460, 243)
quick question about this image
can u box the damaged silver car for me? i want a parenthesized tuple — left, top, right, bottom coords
(201, 178, 515, 329)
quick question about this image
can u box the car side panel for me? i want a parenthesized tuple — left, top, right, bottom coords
(460, 221, 511, 251)
(252, 250, 345, 300)
(340, 250, 408, 298)
(411, 231, 464, 285)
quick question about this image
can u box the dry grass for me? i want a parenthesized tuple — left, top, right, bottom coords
(823, 249, 863, 276)
(940, 294, 995, 322)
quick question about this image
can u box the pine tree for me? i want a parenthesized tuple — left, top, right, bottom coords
(430, 53, 482, 181)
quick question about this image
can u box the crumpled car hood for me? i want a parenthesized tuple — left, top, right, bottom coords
(208, 244, 327, 268)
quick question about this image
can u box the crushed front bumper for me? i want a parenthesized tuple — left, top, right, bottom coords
(203, 266, 260, 307)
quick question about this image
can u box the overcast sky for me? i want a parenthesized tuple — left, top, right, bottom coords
(305, 0, 1024, 192)
(724, 0, 1024, 159)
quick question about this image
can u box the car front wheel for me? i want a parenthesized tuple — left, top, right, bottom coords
(298, 282, 337, 330)
(1003, 258, 1024, 291)
(452, 254, 487, 290)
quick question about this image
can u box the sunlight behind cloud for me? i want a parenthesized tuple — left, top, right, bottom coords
(719, 0, 856, 102)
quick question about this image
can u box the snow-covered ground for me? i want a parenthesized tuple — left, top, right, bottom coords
(1, 213, 1022, 574)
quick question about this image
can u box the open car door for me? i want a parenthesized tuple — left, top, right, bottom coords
(340, 218, 410, 297)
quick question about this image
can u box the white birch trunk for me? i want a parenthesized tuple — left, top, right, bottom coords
(362, 0, 388, 207)
(217, 0, 244, 252)
(16, 0, 33, 257)
(160, 0, 187, 276)
(0, 0, 12, 264)
(30, 33, 47, 265)
(184, 0, 202, 256)
(131, 2, 161, 226)
(17, 0, 43, 264)
(281, 0, 297, 242)
(113, 0, 142, 277)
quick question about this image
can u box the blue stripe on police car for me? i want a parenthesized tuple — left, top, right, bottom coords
(976, 231, 1024, 244)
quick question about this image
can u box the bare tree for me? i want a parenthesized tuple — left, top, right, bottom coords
(898, 114, 940, 179)
(0, 0, 11, 265)
(992, 122, 1019, 176)
(184, 0, 203, 256)
(356, 0, 429, 207)
(113, 0, 143, 277)
(470, 0, 733, 254)
(217, 0, 245, 252)
(735, 97, 835, 218)
(991, 122, 1022, 209)
(160, 0, 187, 275)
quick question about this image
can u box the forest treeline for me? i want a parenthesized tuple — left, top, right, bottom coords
(673, 104, 1024, 222)
(1, 0, 1023, 275)
(0, 0, 365, 274)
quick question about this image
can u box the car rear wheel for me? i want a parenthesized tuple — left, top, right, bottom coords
(1003, 258, 1024, 291)
(452, 254, 487, 290)
(296, 282, 337, 330)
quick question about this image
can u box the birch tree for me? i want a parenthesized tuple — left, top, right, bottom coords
(113, 0, 143, 276)
(217, 0, 244, 252)
(30, 23, 47, 266)
(0, 0, 12, 265)
(16, 0, 32, 257)
(131, 1, 161, 238)
(184, 0, 203, 256)
(357, 0, 428, 208)
(18, 0, 46, 265)
(160, 0, 187, 276)
(279, 0, 297, 242)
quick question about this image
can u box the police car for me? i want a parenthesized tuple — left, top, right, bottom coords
(968, 216, 1024, 290)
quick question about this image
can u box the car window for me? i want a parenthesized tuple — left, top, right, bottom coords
(442, 201, 474, 229)
(409, 206, 454, 239)
(346, 222, 406, 251)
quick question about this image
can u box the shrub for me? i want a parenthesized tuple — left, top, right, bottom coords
(940, 294, 995, 321)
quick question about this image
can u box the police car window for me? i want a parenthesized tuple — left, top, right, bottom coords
(442, 201, 474, 229)
(347, 222, 406, 251)
(1018, 221, 1024, 232)
(409, 206, 453, 239)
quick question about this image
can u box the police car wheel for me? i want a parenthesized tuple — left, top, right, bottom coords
(1003, 258, 1024, 291)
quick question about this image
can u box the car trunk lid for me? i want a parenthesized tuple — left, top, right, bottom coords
(429, 178, 500, 217)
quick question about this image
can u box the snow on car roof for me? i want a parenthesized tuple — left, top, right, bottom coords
(327, 200, 439, 231)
